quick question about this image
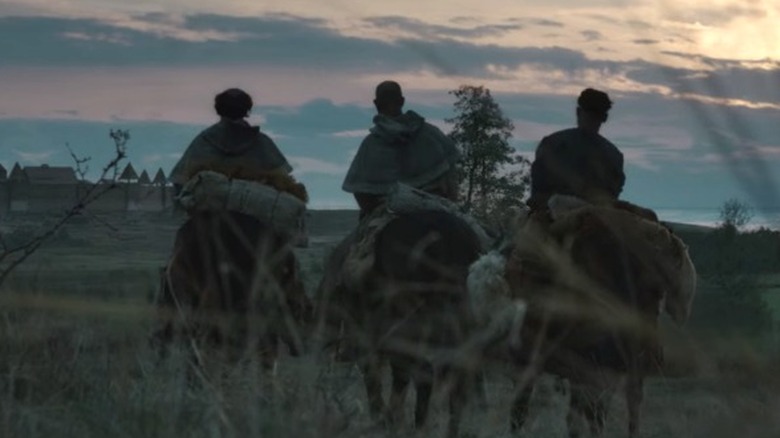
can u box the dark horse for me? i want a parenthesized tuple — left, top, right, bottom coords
(153, 210, 312, 373)
(505, 206, 690, 438)
(319, 209, 483, 437)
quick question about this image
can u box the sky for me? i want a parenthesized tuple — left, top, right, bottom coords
(0, 0, 779, 215)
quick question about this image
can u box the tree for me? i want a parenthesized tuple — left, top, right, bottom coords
(718, 198, 753, 232)
(446, 85, 530, 226)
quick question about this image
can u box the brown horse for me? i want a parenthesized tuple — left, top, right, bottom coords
(502, 204, 695, 437)
(318, 209, 484, 437)
(153, 209, 312, 374)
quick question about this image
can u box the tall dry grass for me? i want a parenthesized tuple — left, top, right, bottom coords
(1, 275, 779, 438)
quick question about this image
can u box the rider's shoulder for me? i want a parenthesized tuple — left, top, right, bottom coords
(538, 128, 578, 151)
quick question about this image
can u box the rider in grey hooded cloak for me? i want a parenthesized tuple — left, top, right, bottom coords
(342, 81, 461, 219)
(169, 88, 292, 192)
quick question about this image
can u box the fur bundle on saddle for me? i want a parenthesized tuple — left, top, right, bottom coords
(183, 163, 309, 202)
(469, 194, 696, 330)
(176, 165, 308, 240)
(519, 195, 695, 323)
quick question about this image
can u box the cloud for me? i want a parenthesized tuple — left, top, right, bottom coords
(287, 156, 348, 176)
(364, 16, 523, 39)
(61, 31, 131, 45)
(328, 129, 367, 138)
(14, 149, 56, 164)
(143, 152, 181, 164)
(531, 19, 564, 28)
(581, 30, 602, 41)
(625, 61, 780, 109)
(662, 4, 768, 26)
(2, 13, 777, 112)
(262, 99, 373, 138)
(51, 109, 81, 117)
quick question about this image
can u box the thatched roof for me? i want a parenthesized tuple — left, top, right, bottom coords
(23, 164, 77, 184)
(138, 170, 151, 185)
(152, 168, 167, 185)
(9, 162, 24, 181)
(119, 163, 138, 181)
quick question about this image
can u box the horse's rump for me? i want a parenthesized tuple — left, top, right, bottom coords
(505, 203, 694, 371)
(160, 210, 311, 347)
(370, 210, 483, 351)
(375, 209, 483, 285)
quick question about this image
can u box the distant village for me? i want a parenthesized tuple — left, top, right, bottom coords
(0, 162, 176, 216)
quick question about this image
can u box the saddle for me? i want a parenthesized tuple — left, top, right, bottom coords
(340, 183, 494, 291)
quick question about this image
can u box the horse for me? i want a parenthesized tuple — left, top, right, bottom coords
(317, 209, 484, 437)
(152, 209, 313, 376)
(492, 203, 695, 437)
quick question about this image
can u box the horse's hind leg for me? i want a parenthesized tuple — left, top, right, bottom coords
(388, 361, 411, 425)
(626, 370, 645, 438)
(257, 334, 279, 372)
(413, 362, 435, 429)
(473, 370, 489, 410)
(446, 370, 469, 438)
(360, 355, 385, 422)
(567, 375, 617, 438)
(510, 372, 537, 434)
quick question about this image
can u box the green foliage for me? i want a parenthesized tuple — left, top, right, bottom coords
(678, 225, 780, 336)
(679, 227, 780, 277)
(446, 85, 530, 226)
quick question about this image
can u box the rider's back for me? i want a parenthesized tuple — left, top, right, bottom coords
(170, 118, 292, 188)
(530, 127, 624, 209)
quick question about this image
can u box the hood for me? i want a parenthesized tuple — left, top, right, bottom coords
(202, 118, 262, 155)
(369, 110, 426, 146)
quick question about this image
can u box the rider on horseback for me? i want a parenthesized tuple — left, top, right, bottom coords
(497, 90, 693, 436)
(317, 81, 465, 359)
(155, 89, 312, 362)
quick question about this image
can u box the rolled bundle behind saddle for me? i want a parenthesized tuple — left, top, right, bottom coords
(387, 182, 493, 250)
(177, 170, 307, 239)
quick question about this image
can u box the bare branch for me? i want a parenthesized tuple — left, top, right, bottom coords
(0, 129, 130, 287)
(66, 142, 91, 181)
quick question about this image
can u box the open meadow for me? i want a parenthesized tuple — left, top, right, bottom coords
(1, 211, 780, 437)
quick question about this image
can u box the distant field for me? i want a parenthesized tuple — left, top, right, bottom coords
(760, 274, 780, 320)
(1, 211, 780, 437)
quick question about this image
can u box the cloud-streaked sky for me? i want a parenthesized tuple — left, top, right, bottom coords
(1, 0, 778, 213)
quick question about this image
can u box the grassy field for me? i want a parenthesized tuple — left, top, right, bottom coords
(1, 211, 780, 437)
